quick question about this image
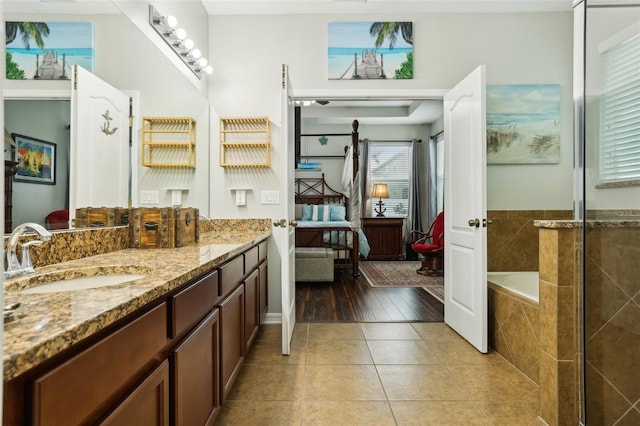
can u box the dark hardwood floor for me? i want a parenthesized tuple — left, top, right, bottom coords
(295, 268, 444, 323)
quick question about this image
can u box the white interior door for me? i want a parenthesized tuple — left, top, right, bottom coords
(280, 64, 296, 355)
(443, 65, 488, 353)
(69, 65, 130, 225)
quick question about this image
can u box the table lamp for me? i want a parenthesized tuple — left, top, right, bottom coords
(372, 183, 389, 217)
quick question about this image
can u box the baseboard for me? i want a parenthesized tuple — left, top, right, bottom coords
(263, 312, 282, 324)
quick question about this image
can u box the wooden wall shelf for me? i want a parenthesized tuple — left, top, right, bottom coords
(142, 117, 196, 168)
(220, 116, 271, 168)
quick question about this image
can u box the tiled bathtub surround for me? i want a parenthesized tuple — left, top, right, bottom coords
(488, 210, 572, 272)
(488, 283, 540, 384)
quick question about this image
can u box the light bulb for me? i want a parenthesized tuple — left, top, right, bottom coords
(166, 16, 177, 28)
(183, 39, 194, 50)
(204, 65, 213, 74)
(175, 28, 187, 40)
(191, 48, 202, 59)
(197, 57, 208, 67)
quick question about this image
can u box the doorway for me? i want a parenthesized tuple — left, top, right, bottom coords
(292, 94, 446, 323)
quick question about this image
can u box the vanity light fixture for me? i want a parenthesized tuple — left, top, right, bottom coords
(149, 5, 213, 79)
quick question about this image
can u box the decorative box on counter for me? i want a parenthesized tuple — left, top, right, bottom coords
(130, 207, 199, 249)
(75, 207, 130, 228)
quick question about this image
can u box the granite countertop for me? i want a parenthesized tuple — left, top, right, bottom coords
(534, 219, 640, 228)
(2, 230, 270, 382)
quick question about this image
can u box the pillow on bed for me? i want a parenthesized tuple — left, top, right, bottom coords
(301, 204, 330, 221)
(328, 204, 346, 221)
(295, 204, 303, 220)
(301, 204, 346, 221)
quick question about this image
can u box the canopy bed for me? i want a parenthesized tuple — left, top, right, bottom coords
(294, 120, 370, 280)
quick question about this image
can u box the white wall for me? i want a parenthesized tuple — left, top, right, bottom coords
(208, 11, 575, 314)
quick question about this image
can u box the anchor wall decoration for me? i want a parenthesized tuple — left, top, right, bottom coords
(100, 110, 118, 135)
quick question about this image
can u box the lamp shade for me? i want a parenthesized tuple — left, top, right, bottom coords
(372, 183, 389, 198)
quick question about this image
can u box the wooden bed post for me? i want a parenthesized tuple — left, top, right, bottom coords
(351, 119, 360, 277)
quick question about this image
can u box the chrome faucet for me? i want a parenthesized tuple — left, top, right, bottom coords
(5, 223, 52, 278)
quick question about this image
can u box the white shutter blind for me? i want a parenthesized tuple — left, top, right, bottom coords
(436, 134, 445, 214)
(599, 30, 640, 183)
(368, 142, 411, 217)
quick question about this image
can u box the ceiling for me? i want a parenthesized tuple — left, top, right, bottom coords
(5, 0, 574, 15)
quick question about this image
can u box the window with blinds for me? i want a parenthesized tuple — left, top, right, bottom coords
(436, 134, 445, 214)
(599, 29, 640, 183)
(367, 142, 411, 217)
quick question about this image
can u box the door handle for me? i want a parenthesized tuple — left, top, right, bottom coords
(273, 219, 287, 227)
(482, 218, 493, 227)
(468, 218, 480, 228)
(290, 220, 298, 227)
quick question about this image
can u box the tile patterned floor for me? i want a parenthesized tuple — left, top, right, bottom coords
(215, 322, 544, 425)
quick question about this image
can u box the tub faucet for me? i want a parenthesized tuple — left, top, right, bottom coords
(5, 223, 52, 279)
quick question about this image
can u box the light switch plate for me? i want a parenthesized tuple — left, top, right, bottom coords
(141, 190, 159, 204)
(260, 190, 279, 204)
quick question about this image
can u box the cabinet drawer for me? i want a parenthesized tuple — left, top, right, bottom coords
(258, 240, 267, 263)
(244, 246, 259, 273)
(219, 255, 244, 297)
(32, 303, 168, 426)
(171, 270, 218, 338)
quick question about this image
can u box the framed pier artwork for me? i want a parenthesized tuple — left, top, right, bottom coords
(328, 21, 413, 80)
(5, 22, 94, 80)
(11, 133, 56, 185)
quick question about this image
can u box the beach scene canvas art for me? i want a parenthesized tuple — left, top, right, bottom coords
(487, 84, 561, 164)
(6, 22, 94, 80)
(328, 22, 413, 80)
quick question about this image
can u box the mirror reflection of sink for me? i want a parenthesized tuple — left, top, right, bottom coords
(4, 266, 151, 294)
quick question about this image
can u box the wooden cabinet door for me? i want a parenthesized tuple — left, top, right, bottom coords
(259, 260, 268, 324)
(99, 360, 170, 426)
(172, 309, 221, 426)
(219, 284, 245, 402)
(244, 268, 260, 353)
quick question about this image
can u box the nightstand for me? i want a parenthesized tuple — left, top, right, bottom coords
(362, 217, 404, 260)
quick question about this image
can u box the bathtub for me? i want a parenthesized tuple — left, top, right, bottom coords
(487, 271, 539, 303)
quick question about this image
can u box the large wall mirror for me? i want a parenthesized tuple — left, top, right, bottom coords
(3, 0, 211, 234)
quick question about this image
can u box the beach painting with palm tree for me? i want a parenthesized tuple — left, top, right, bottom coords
(5, 21, 94, 80)
(328, 22, 413, 80)
(486, 84, 561, 164)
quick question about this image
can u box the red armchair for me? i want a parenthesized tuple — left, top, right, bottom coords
(410, 211, 444, 276)
(45, 209, 69, 230)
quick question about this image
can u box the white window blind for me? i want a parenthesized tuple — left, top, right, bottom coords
(367, 142, 411, 217)
(436, 134, 445, 214)
(599, 30, 640, 183)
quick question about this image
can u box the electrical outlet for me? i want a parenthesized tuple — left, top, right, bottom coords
(236, 190, 246, 206)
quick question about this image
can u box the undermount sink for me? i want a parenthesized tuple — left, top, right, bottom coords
(20, 274, 147, 294)
(5, 266, 151, 294)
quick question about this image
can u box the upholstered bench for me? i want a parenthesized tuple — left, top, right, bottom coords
(295, 247, 334, 282)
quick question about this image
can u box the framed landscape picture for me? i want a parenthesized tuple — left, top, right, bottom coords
(5, 21, 94, 80)
(486, 84, 561, 164)
(11, 133, 56, 185)
(328, 21, 413, 80)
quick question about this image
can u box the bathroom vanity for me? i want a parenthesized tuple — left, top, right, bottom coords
(2, 230, 270, 425)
